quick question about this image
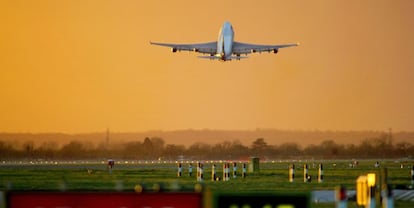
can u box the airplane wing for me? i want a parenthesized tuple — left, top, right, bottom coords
(233, 41, 299, 55)
(150, 41, 217, 55)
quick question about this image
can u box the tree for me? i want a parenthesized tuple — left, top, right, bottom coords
(251, 138, 268, 157)
(372, 134, 393, 158)
(123, 141, 143, 159)
(187, 142, 211, 160)
(37, 141, 58, 159)
(59, 141, 85, 159)
(163, 144, 186, 160)
(0, 141, 16, 159)
(23, 141, 34, 158)
(344, 144, 358, 158)
(142, 137, 154, 159)
(319, 140, 341, 158)
(228, 140, 249, 160)
(394, 142, 412, 157)
(303, 144, 320, 157)
(212, 141, 232, 159)
(278, 142, 301, 157)
(150, 137, 165, 158)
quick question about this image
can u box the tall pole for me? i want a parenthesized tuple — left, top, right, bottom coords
(233, 162, 237, 178)
(177, 163, 182, 177)
(242, 163, 247, 178)
(318, 163, 323, 183)
(223, 163, 226, 181)
(212, 164, 216, 181)
(304, 164, 309, 183)
(289, 164, 295, 182)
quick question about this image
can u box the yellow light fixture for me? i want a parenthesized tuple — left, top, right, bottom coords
(367, 173, 376, 187)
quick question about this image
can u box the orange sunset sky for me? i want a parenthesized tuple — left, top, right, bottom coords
(1, 0, 414, 133)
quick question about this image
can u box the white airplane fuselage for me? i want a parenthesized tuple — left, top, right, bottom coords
(216, 21, 234, 61)
(150, 21, 298, 61)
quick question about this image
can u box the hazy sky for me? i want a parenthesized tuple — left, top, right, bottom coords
(1, 0, 414, 133)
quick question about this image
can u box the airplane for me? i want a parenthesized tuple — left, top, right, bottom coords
(150, 21, 299, 61)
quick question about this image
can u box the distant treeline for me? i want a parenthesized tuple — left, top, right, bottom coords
(0, 133, 412, 160)
(2, 129, 414, 148)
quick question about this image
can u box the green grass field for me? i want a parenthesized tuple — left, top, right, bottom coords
(1, 160, 413, 207)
